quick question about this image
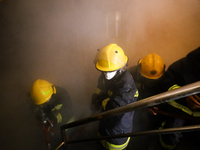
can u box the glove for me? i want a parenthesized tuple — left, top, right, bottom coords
(35, 109, 48, 124)
(102, 98, 110, 110)
(186, 95, 200, 111)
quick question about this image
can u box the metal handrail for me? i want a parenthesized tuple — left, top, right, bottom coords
(59, 81, 200, 150)
(65, 124, 200, 144)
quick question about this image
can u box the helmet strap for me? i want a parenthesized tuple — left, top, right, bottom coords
(116, 65, 127, 76)
(52, 86, 56, 94)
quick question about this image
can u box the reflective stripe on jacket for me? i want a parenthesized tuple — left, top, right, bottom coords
(167, 84, 200, 117)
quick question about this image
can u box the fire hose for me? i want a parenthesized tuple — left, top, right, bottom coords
(43, 118, 53, 150)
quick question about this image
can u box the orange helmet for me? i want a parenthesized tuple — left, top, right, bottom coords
(139, 53, 165, 79)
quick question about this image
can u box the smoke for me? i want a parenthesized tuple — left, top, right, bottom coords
(0, 0, 200, 122)
(0, 0, 200, 149)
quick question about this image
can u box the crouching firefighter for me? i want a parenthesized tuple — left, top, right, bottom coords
(91, 43, 139, 150)
(28, 79, 73, 149)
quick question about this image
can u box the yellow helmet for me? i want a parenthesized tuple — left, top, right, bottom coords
(139, 53, 165, 79)
(30, 79, 56, 105)
(94, 43, 128, 72)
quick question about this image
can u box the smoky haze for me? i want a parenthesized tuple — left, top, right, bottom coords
(0, 0, 200, 149)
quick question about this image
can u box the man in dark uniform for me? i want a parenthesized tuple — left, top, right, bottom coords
(91, 43, 139, 150)
(129, 53, 165, 101)
(28, 79, 74, 149)
(159, 47, 200, 150)
(128, 53, 166, 150)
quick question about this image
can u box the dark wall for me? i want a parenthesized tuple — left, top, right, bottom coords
(0, 0, 200, 149)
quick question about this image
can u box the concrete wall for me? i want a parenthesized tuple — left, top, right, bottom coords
(0, 0, 199, 149)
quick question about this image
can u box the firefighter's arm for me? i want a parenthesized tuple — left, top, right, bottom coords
(91, 74, 108, 112)
(34, 108, 49, 124)
(185, 95, 200, 110)
(91, 79, 106, 112)
(91, 92, 102, 112)
(50, 104, 64, 124)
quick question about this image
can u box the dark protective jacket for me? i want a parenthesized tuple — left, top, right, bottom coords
(45, 86, 73, 125)
(128, 64, 166, 150)
(129, 65, 164, 100)
(161, 47, 200, 117)
(158, 47, 200, 148)
(92, 70, 138, 145)
(28, 86, 73, 129)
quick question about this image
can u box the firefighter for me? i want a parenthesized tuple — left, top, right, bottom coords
(128, 53, 166, 150)
(129, 53, 165, 100)
(91, 43, 139, 150)
(29, 79, 73, 149)
(159, 47, 200, 150)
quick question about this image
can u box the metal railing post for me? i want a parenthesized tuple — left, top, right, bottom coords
(61, 128, 67, 150)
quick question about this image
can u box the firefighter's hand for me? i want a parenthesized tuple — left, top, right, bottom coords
(90, 99, 101, 112)
(44, 118, 53, 127)
(36, 111, 48, 124)
(186, 95, 200, 110)
(148, 107, 158, 115)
